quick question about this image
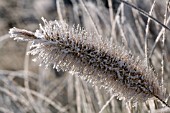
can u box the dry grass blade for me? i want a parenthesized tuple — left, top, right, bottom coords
(118, 0, 170, 31)
(99, 94, 115, 113)
(161, 0, 170, 81)
(144, 0, 156, 67)
(18, 87, 67, 113)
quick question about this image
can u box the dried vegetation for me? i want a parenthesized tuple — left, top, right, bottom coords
(0, 0, 170, 113)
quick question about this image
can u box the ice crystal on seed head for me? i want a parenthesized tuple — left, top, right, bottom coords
(9, 17, 168, 107)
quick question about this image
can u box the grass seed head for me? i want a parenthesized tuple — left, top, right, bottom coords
(9, 18, 168, 106)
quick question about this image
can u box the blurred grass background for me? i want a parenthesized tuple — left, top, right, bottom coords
(0, 0, 170, 113)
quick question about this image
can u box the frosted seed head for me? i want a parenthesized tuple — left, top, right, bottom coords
(9, 18, 169, 107)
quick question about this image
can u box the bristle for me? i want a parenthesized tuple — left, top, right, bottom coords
(9, 18, 169, 106)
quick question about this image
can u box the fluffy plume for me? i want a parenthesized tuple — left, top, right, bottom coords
(9, 18, 169, 106)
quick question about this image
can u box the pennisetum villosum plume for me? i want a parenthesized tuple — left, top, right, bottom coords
(9, 17, 169, 107)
